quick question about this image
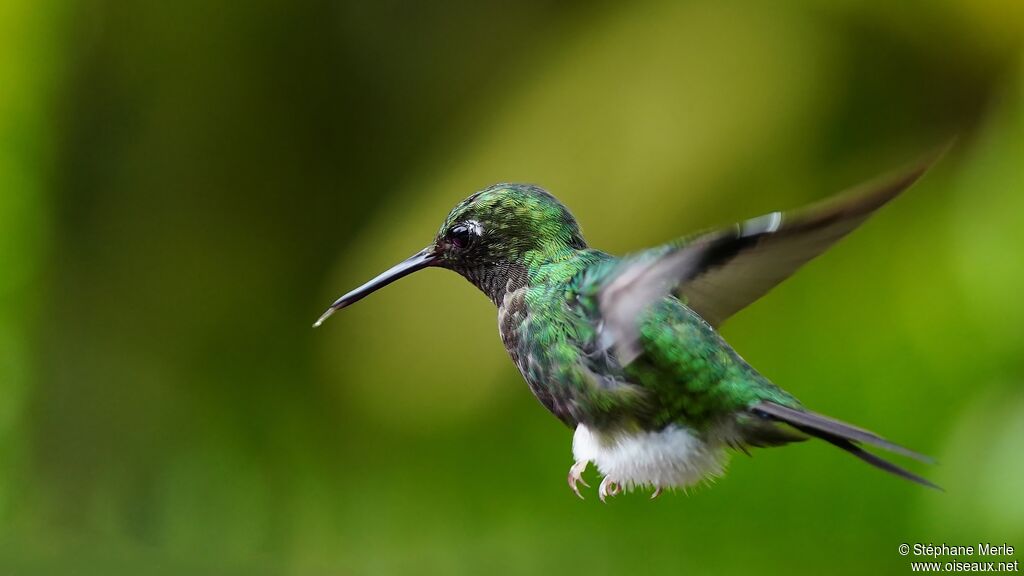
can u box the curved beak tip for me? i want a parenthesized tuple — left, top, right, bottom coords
(312, 308, 335, 328)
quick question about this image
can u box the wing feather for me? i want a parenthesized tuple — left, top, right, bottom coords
(596, 151, 945, 364)
(679, 154, 941, 326)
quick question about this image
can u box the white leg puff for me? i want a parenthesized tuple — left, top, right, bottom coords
(572, 423, 728, 501)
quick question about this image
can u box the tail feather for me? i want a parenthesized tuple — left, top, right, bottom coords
(820, 436, 942, 490)
(751, 401, 940, 490)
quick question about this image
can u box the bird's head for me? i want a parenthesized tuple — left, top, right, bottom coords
(314, 184, 586, 326)
(433, 183, 587, 273)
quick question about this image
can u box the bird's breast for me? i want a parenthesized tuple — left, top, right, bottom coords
(497, 285, 529, 358)
(497, 285, 581, 425)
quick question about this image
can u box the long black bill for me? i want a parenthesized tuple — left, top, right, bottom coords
(313, 247, 437, 327)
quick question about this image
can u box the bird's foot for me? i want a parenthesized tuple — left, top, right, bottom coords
(650, 486, 663, 500)
(599, 476, 621, 502)
(568, 461, 590, 499)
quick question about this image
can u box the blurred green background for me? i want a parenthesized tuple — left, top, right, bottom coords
(2, 0, 1023, 574)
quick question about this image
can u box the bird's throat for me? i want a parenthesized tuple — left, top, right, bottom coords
(457, 261, 529, 306)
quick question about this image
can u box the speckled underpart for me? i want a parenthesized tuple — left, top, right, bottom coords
(498, 285, 527, 363)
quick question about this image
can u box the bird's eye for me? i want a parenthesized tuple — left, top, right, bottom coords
(447, 221, 480, 250)
(448, 225, 472, 249)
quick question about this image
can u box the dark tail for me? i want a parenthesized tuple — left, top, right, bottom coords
(752, 401, 941, 490)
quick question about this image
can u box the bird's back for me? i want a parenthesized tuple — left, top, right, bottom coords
(500, 251, 800, 437)
(626, 297, 801, 431)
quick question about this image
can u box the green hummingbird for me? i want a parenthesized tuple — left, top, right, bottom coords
(315, 156, 941, 500)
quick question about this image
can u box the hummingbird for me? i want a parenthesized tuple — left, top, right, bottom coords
(315, 156, 941, 500)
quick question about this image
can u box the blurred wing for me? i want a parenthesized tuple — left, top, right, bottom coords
(598, 152, 943, 364)
(596, 231, 741, 364)
(678, 155, 940, 327)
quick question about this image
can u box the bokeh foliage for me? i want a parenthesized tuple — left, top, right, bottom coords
(1, 0, 1022, 574)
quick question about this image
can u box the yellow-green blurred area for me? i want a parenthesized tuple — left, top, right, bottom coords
(1, 0, 1022, 574)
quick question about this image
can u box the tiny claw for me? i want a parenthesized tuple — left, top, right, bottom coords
(650, 487, 663, 500)
(568, 461, 590, 499)
(598, 477, 621, 503)
(570, 480, 584, 500)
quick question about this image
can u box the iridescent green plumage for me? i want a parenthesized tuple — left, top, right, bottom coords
(316, 155, 944, 498)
